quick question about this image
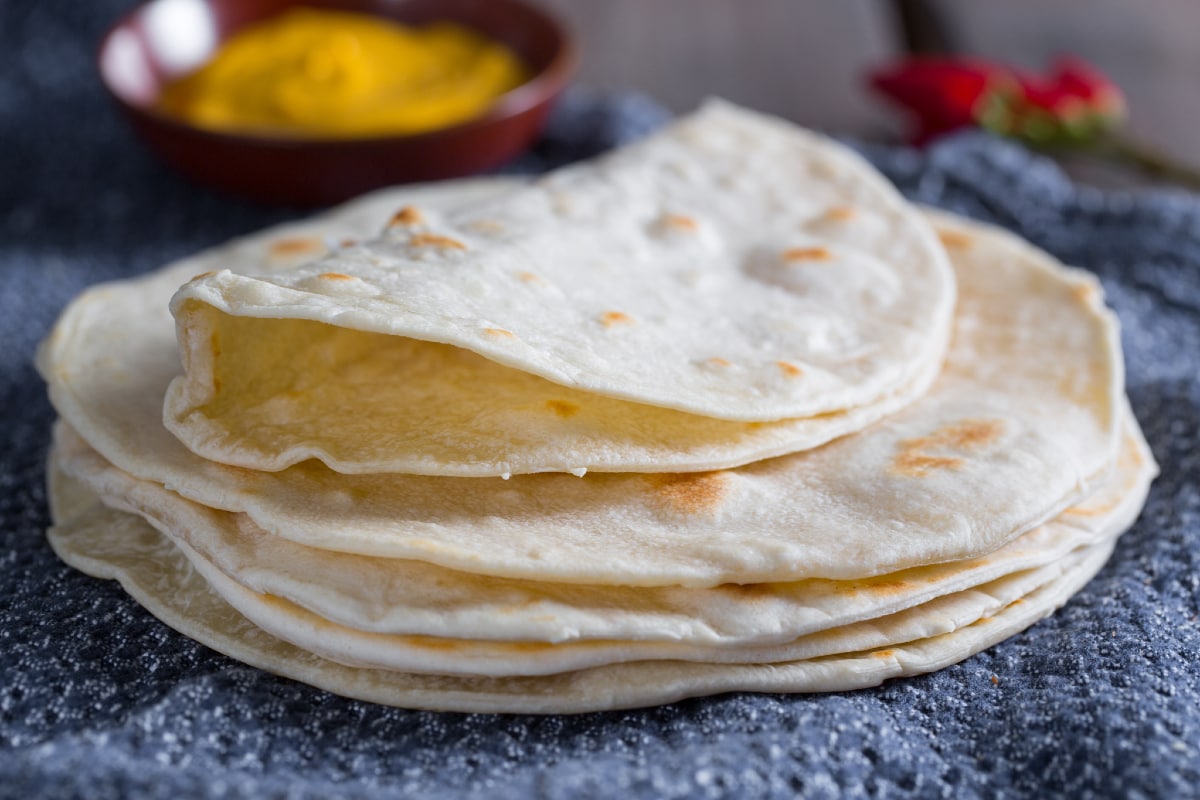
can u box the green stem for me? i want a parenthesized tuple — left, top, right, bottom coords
(1094, 133, 1200, 189)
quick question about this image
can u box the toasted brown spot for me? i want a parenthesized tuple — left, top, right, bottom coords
(340, 239, 357, 248)
(1124, 438, 1145, 468)
(651, 472, 732, 515)
(662, 213, 698, 230)
(707, 357, 732, 367)
(835, 579, 914, 597)
(493, 597, 543, 615)
(892, 452, 964, 476)
(600, 311, 634, 328)
(783, 246, 832, 262)
(269, 237, 323, 257)
(545, 400, 580, 418)
(922, 419, 1005, 450)
(413, 636, 555, 654)
(872, 650, 896, 659)
(467, 219, 504, 234)
(938, 230, 973, 249)
(776, 361, 803, 378)
(714, 582, 775, 599)
(223, 464, 263, 483)
(388, 206, 424, 227)
(190, 270, 216, 282)
(516, 271, 544, 284)
(1011, 598, 1025, 606)
(318, 272, 354, 281)
(1073, 282, 1099, 303)
(210, 332, 221, 359)
(891, 419, 1003, 476)
(410, 233, 466, 250)
(1061, 503, 1114, 518)
(483, 328, 515, 339)
(825, 206, 856, 221)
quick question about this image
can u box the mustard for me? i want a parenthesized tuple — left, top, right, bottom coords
(157, 8, 529, 138)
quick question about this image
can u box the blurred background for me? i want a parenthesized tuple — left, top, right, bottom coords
(539, 0, 1198, 182)
(4, 0, 1197, 206)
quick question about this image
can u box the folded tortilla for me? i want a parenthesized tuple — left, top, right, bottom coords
(163, 101, 957, 475)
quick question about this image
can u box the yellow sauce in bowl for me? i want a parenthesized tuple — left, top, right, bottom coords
(156, 8, 529, 138)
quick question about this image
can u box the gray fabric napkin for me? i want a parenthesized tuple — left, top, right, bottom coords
(2, 1, 1197, 796)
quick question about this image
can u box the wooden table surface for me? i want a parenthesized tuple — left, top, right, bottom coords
(539, 0, 1200, 187)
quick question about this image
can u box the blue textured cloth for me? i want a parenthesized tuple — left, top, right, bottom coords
(2, 2, 1199, 798)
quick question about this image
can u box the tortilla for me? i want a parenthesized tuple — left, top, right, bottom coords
(42, 182, 940, 479)
(166, 104, 955, 486)
(39, 205, 1123, 587)
(53, 413, 1153, 649)
(45, 469, 1122, 713)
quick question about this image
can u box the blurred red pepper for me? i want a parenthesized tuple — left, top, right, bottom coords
(870, 56, 1126, 146)
(868, 55, 1200, 188)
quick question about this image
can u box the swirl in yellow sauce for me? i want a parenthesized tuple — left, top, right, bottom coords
(156, 8, 529, 138)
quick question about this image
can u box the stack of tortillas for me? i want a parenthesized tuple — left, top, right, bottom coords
(40, 102, 1156, 713)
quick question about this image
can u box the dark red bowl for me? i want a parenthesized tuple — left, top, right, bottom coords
(98, 0, 577, 205)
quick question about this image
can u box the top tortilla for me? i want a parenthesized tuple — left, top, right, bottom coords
(164, 101, 954, 478)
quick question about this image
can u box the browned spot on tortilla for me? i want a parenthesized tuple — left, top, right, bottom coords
(707, 357, 731, 367)
(650, 471, 732, 515)
(410, 233, 466, 250)
(782, 246, 832, 262)
(318, 272, 354, 281)
(388, 205, 424, 227)
(904, 419, 1006, 453)
(1073, 282, 1099, 303)
(1125, 438, 1145, 468)
(715, 582, 774, 598)
(825, 206, 856, 221)
(467, 219, 504, 234)
(209, 332, 221, 359)
(403, 634, 555, 654)
(483, 328, 515, 339)
(892, 452, 965, 476)
(937, 230, 973, 249)
(872, 650, 895, 659)
(600, 311, 634, 328)
(662, 213, 698, 230)
(212, 375, 221, 393)
(776, 361, 803, 378)
(834, 579, 914, 597)
(223, 464, 263, 483)
(190, 270, 216, 282)
(1062, 501, 1117, 518)
(269, 236, 323, 257)
(1010, 598, 1025, 606)
(545, 400, 580, 418)
(516, 271, 543, 284)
